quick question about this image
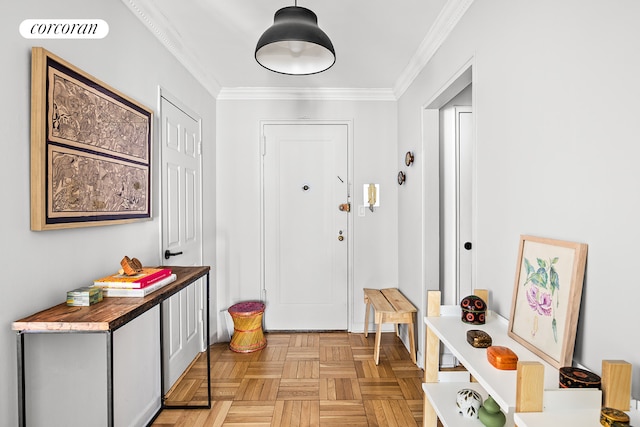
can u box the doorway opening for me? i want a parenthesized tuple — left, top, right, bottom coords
(421, 62, 474, 367)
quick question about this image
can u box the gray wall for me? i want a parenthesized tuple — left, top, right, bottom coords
(1, 2, 217, 425)
(4, 1, 640, 425)
(398, 0, 640, 398)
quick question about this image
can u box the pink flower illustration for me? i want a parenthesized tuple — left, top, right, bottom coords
(526, 286, 552, 316)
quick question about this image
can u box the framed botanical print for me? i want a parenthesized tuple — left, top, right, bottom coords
(508, 235, 588, 369)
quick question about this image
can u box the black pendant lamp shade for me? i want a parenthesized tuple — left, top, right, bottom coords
(255, 6, 335, 75)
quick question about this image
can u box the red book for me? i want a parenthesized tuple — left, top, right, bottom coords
(93, 268, 172, 289)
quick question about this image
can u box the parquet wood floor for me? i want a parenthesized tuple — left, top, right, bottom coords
(152, 332, 424, 426)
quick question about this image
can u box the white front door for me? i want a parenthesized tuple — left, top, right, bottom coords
(160, 93, 204, 392)
(262, 123, 349, 330)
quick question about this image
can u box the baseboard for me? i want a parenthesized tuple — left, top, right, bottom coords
(136, 397, 161, 427)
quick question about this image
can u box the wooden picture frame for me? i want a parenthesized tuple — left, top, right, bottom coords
(508, 235, 588, 369)
(30, 47, 153, 230)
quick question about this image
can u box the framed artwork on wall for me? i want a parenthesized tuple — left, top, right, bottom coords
(30, 47, 153, 231)
(508, 235, 588, 369)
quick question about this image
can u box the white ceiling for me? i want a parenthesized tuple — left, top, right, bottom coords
(123, 0, 472, 98)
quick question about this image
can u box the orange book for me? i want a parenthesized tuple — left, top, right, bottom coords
(93, 268, 172, 289)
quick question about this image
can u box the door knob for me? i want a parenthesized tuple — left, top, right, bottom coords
(338, 235, 344, 241)
(164, 249, 183, 259)
(464, 242, 472, 250)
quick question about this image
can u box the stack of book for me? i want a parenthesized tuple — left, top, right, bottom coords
(92, 268, 176, 297)
(67, 286, 103, 306)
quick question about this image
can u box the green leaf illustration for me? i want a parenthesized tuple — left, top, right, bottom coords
(551, 257, 559, 265)
(550, 266, 559, 291)
(524, 258, 535, 276)
(537, 258, 547, 269)
(530, 268, 548, 288)
(552, 318, 558, 343)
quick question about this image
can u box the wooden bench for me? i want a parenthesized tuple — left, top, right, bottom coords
(363, 288, 417, 365)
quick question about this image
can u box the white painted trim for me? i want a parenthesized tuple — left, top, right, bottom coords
(394, 0, 475, 98)
(122, 0, 222, 97)
(217, 87, 396, 102)
(425, 57, 474, 109)
(159, 86, 202, 123)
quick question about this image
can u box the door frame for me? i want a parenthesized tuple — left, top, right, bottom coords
(259, 119, 354, 331)
(420, 58, 476, 366)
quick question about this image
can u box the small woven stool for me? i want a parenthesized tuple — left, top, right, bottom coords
(228, 301, 266, 353)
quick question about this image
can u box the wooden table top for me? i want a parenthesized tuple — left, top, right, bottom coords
(12, 266, 210, 333)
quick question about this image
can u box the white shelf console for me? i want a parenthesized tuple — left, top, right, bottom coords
(422, 290, 636, 427)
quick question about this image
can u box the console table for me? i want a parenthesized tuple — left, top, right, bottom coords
(12, 265, 211, 427)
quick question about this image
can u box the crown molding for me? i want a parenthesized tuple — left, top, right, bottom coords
(217, 87, 396, 101)
(123, 0, 472, 101)
(122, 0, 222, 98)
(393, 0, 474, 99)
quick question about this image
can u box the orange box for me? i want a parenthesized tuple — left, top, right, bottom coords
(487, 346, 518, 370)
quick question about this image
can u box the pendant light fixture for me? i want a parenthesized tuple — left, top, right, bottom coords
(255, 1, 335, 75)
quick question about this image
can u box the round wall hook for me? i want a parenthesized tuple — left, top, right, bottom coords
(405, 151, 414, 167)
(397, 171, 406, 185)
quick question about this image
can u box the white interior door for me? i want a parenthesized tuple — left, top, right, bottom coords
(160, 93, 204, 392)
(262, 123, 349, 330)
(456, 106, 473, 300)
(439, 103, 473, 368)
(441, 100, 473, 307)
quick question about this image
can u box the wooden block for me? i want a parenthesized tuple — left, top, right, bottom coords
(515, 361, 544, 413)
(424, 291, 441, 383)
(602, 360, 632, 411)
(423, 395, 438, 427)
(427, 290, 441, 317)
(474, 289, 489, 309)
